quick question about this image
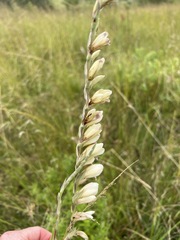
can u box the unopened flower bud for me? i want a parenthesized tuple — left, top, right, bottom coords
(84, 156, 95, 165)
(88, 58, 105, 80)
(89, 75, 105, 88)
(73, 183, 98, 202)
(91, 50, 101, 61)
(82, 134, 100, 147)
(77, 143, 104, 166)
(75, 195, 97, 205)
(84, 143, 105, 158)
(79, 182, 99, 198)
(76, 231, 88, 240)
(83, 123, 102, 140)
(91, 32, 110, 52)
(90, 89, 112, 104)
(77, 164, 104, 185)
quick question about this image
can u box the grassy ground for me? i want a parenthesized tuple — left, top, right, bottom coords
(0, 3, 180, 240)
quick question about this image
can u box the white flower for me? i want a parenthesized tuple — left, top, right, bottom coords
(88, 58, 105, 80)
(84, 156, 95, 165)
(76, 231, 88, 240)
(82, 134, 100, 147)
(65, 230, 89, 240)
(78, 182, 99, 198)
(91, 32, 110, 52)
(83, 123, 102, 140)
(73, 183, 99, 203)
(90, 89, 112, 104)
(77, 164, 104, 185)
(84, 143, 105, 158)
(89, 75, 105, 88)
(84, 109, 103, 127)
(83, 164, 104, 178)
(73, 211, 95, 222)
(84, 108, 97, 122)
(77, 143, 105, 166)
(75, 195, 97, 205)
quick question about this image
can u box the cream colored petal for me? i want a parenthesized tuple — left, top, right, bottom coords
(88, 58, 105, 80)
(77, 164, 104, 185)
(73, 182, 99, 201)
(84, 109, 103, 127)
(77, 143, 104, 166)
(90, 89, 112, 104)
(73, 211, 95, 222)
(85, 156, 95, 165)
(91, 32, 110, 52)
(82, 134, 100, 147)
(76, 231, 89, 240)
(84, 123, 102, 139)
(79, 182, 99, 197)
(76, 195, 97, 205)
(91, 50, 101, 61)
(84, 143, 104, 157)
(89, 75, 105, 88)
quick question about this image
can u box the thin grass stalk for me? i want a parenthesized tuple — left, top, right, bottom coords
(113, 85, 179, 168)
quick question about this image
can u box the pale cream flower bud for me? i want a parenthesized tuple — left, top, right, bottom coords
(91, 50, 101, 62)
(79, 182, 99, 198)
(77, 143, 104, 165)
(73, 182, 99, 202)
(77, 150, 93, 166)
(89, 75, 105, 88)
(64, 229, 76, 240)
(73, 211, 95, 222)
(82, 134, 100, 147)
(84, 109, 103, 127)
(91, 32, 110, 52)
(90, 89, 112, 104)
(84, 156, 95, 165)
(76, 231, 88, 240)
(75, 195, 97, 205)
(92, 0, 112, 17)
(88, 58, 105, 80)
(77, 164, 104, 185)
(92, 0, 103, 19)
(83, 143, 105, 158)
(83, 123, 102, 140)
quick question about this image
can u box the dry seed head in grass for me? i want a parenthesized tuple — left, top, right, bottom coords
(53, 1, 113, 239)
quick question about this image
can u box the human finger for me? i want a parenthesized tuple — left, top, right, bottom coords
(0, 226, 52, 240)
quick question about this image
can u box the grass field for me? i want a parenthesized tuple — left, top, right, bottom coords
(0, 3, 180, 240)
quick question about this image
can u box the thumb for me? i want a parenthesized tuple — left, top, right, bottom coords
(0, 226, 52, 240)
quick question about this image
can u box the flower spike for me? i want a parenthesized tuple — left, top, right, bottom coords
(59, 1, 113, 239)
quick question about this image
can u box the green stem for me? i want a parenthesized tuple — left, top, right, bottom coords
(58, 1, 102, 239)
(52, 157, 90, 240)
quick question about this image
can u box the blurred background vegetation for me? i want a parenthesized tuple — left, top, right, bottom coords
(0, 0, 180, 9)
(0, 0, 180, 239)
